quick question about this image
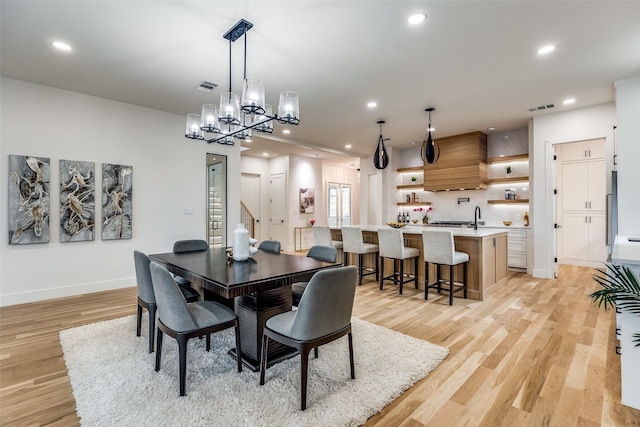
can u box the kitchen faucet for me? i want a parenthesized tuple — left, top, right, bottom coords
(473, 206, 481, 230)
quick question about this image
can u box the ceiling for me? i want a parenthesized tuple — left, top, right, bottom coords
(2, 1, 639, 168)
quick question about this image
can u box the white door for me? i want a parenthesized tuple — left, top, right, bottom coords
(328, 183, 351, 226)
(269, 172, 287, 244)
(241, 173, 261, 239)
(561, 213, 589, 260)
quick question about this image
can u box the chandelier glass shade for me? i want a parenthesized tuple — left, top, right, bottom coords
(420, 107, 440, 164)
(373, 120, 390, 170)
(185, 19, 299, 145)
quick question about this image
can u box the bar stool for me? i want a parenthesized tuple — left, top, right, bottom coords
(341, 226, 379, 285)
(422, 230, 469, 305)
(377, 228, 420, 295)
(312, 225, 344, 263)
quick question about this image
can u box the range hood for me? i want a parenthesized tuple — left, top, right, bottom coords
(423, 131, 488, 191)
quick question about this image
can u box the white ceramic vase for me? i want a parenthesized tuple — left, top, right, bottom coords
(233, 223, 258, 261)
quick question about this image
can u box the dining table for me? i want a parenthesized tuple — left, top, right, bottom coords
(148, 247, 339, 370)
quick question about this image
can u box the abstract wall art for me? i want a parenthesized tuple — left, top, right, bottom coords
(8, 154, 51, 245)
(60, 159, 95, 242)
(101, 163, 132, 240)
(299, 187, 315, 214)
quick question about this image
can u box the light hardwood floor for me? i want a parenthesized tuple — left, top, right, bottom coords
(1, 265, 639, 426)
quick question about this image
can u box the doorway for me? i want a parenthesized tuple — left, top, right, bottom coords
(328, 182, 351, 227)
(206, 154, 226, 248)
(268, 172, 287, 244)
(241, 173, 261, 239)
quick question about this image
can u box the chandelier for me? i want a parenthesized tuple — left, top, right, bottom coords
(420, 107, 439, 164)
(185, 19, 300, 145)
(373, 120, 390, 170)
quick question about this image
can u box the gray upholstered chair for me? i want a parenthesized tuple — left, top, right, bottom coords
(377, 228, 420, 294)
(422, 230, 469, 305)
(149, 262, 242, 396)
(312, 225, 343, 260)
(341, 226, 379, 285)
(171, 239, 207, 302)
(291, 245, 338, 306)
(259, 265, 358, 410)
(258, 240, 281, 254)
(134, 250, 199, 353)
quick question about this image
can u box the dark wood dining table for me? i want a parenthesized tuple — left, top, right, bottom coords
(148, 247, 338, 370)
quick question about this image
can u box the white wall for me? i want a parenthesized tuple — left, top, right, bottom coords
(614, 76, 640, 236)
(0, 77, 241, 305)
(531, 103, 615, 278)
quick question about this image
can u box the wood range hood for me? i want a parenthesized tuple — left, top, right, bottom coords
(423, 131, 487, 191)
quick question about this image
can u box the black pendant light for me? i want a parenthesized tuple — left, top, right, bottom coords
(420, 107, 440, 164)
(373, 120, 390, 170)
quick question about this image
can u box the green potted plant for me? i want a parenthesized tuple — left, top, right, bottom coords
(411, 176, 417, 182)
(591, 263, 640, 345)
(505, 166, 512, 177)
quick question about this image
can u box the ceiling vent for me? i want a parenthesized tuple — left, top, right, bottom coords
(194, 80, 218, 92)
(528, 103, 555, 112)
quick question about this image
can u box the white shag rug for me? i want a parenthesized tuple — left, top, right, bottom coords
(60, 314, 448, 427)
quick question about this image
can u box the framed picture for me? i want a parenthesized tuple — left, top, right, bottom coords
(8, 154, 50, 244)
(60, 159, 95, 242)
(102, 163, 133, 240)
(299, 187, 315, 214)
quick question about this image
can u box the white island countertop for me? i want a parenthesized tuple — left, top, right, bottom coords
(352, 225, 507, 238)
(612, 234, 640, 266)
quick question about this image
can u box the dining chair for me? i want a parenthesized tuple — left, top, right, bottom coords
(377, 228, 420, 295)
(258, 240, 281, 254)
(171, 239, 207, 302)
(422, 230, 469, 305)
(312, 225, 343, 260)
(341, 226, 379, 285)
(149, 262, 242, 396)
(291, 245, 338, 306)
(134, 250, 200, 353)
(259, 265, 357, 410)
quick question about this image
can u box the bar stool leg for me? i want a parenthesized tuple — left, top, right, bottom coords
(414, 256, 419, 289)
(463, 262, 468, 299)
(374, 253, 379, 281)
(399, 260, 404, 295)
(358, 254, 364, 285)
(379, 256, 385, 290)
(436, 265, 442, 293)
(449, 264, 454, 305)
(424, 261, 430, 300)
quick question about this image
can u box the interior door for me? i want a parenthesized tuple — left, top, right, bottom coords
(328, 183, 351, 226)
(269, 172, 287, 244)
(206, 154, 226, 248)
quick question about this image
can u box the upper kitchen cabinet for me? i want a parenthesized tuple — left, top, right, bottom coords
(424, 131, 488, 191)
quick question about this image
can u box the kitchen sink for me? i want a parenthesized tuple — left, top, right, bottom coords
(427, 220, 485, 228)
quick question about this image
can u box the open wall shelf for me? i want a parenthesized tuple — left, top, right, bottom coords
(487, 199, 529, 204)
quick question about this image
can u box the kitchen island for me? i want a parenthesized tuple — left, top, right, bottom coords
(331, 225, 508, 301)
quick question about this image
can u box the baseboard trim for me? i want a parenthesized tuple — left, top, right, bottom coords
(0, 278, 134, 307)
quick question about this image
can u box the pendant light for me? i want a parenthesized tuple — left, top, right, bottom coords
(420, 107, 440, 164)
(373, 120, 390, 170)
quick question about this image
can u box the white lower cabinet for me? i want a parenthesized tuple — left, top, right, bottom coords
(507, 229, 527, 270)
(560, 213, 607, 265)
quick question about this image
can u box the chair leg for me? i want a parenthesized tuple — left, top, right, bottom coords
(177, 335, 188, 396)
(449, 264, 454, 306)
(463, 262, 468, 299)
(436, 265, 442, 293)
(206, 334, 211, 351)
(136, 304, 142, 337)
(314, 347, 319, 358)
(424, 261, 430, 300)
(300, 349, 310, 411)
(358, 254, 364, 285)
(399, 260, 404, 295)
(259, 334, 269, 385)
(348, 332, 355, 379)
(379, 256, 385, 290)
(235, 323, 243, 373)
(375, 253, 379, 281)
(148, 304, 156, 353)
(155, 329, 163, 372)
(414, 256, 419, 289)
(343, 251, 348, 266)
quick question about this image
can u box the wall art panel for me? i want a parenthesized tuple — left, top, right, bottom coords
(8, 154, 51, 244)
(299, 187, 315, 213)
(60, 159, 95, 242)
(101, 163, 132, 240)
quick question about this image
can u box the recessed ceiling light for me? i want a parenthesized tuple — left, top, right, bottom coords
(563, 98, 576, 105)
(345, 144, 352, 149)
(408, 12, 427, 25)
(487, 127, 496, 131)
(262, 152, 269, 157)
(537, 45, 555, 54)
(51, 41, 71, 51)
(282, 129, 290, 134)
(367, 102, 377, 108)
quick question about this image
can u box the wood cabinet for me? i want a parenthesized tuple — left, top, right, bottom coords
(558, 139, 607, 266)
(423, 131, 488, 191)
